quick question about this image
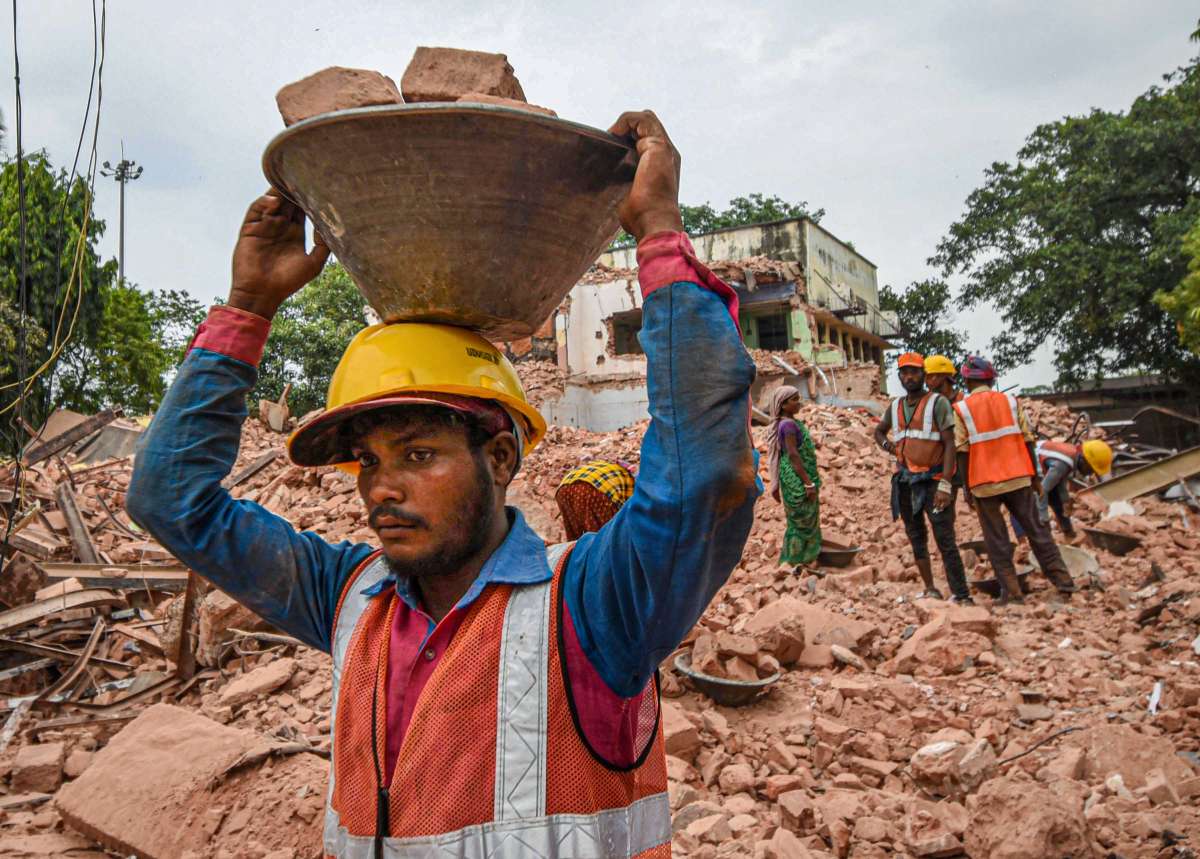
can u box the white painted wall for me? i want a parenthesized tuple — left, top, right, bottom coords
(561, 278, 647, 379)
(541, 382, 650, 432)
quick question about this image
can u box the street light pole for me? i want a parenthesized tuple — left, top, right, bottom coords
(100, 143, 143, 284)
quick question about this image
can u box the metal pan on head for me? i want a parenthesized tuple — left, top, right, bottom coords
(263, 103, 636, 341)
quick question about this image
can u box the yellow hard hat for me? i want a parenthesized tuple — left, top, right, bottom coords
(1081, 439, 1113, 476)
(924, 355, 957, 375)
(288, 322, 547, 469)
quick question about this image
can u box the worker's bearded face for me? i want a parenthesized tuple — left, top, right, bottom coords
(352, 422, 498, 580)
(898, 367, 925, 394)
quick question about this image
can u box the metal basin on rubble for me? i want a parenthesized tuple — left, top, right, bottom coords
(1082, 526, 1142, 557)
(263, 103, 636, 341)
(816, 539, 862, 568)
(674, 653, 780, 708)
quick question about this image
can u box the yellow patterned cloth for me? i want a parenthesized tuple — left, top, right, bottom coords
(558, 460, 636, 508)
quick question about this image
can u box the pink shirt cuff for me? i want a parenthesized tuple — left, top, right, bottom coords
(635, 231, 740, 326)
(188, 305, 271, 368)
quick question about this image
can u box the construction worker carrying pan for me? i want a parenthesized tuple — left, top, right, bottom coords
(127, 111, 759, 858)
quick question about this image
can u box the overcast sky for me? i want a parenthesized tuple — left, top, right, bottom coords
(3, 1, 1196, 390)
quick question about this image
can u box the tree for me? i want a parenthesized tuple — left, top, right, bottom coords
(54, 281, 170, 414)
(0, 152, 116, 421)
(148, 288, 209, 364)
(1155, 215, 1200, 353)
(0, 293, 46, 378)
(609, 193, 824, 249)
(256, 262, 365, 417)
(932, 52, 1200, 387)
(879, 280, 967, 360)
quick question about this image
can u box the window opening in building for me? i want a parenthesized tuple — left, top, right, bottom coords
(610, 308, 644, 355)
(755, 311, 791, 351)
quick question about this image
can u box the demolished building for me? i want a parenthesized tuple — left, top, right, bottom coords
(506, 218, 901, 431)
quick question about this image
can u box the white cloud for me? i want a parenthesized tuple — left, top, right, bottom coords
(2, 0, 1195, 391)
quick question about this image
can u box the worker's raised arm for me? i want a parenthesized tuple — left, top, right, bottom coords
(560, 112, 760, 700)
(127, 193, 372, 652)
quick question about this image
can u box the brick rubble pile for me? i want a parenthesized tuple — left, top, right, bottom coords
(1, 391, 1198, 858)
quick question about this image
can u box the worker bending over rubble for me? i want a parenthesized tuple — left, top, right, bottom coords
(954, 356, 1075, 605)
(1011, 437, 1113, 541)
(874, 353, 971, 604)
(128, 111, 759, 858)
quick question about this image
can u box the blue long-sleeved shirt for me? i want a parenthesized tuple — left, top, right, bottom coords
(128, 238, 759, 720)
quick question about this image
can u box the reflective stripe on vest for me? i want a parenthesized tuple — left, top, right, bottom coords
(322, 791, 670, 858)
(890, 395, 942, 442)
(1037, 441, 1076, 468)
(955, 391, 1023, 444)
(954, 390, 1035, 488)
(891, 393, 945, 473)
(323, 543, 670, 858)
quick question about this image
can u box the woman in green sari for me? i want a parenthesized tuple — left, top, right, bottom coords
(767, 385, 822, 567)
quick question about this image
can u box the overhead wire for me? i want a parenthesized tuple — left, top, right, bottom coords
(2, 0, 30, 577)
(1, 0, 107, 582)
(0, 0, 105, 408)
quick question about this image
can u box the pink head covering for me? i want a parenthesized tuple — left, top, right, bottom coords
(766, 385, 801, 487)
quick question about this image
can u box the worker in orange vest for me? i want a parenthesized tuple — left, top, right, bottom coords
(1011, 438, 1114, 540)
(874, 352, 971, 603)
(953, 356, 1075, 604)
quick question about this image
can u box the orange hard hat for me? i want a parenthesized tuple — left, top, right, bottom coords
(897, 352, 925, 369)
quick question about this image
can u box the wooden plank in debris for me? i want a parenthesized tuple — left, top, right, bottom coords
(21, 408, 122, 467)
(0, 589, 124, 636)
(55, 484, 101, 565)
(223, 450, 279, 490)
(25, 710, 138, 737)
(37, 562, 190, 592)
(0, 636, 131, 674)
(110, 622, 164, 654)
(175, 571, 202, 680)
(4, 526, 64, 560)
(0, 658, 55, 683)
(32, 618, 105, 709)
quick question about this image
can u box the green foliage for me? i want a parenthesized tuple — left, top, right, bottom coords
(0, 293, 46, 377)
(1155, 216, 1200, 353)
(932, 54, 1200, 387)
(878, 280, 967, 360)
(54, 281, 169, 414)
(256, 262, 365, 417)
(0, 152, 117, 420)
(148, 288, 209, 363)
(609, 193, 825, 250)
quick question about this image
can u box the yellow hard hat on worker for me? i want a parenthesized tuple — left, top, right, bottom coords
(923, 355, 956, 375)
(288, 322, 546, 470)
(1081, 439, 1113, 476)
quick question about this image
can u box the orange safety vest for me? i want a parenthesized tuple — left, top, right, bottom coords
(323, 543, 670, 858)
(1036, 440, 1078, 476)
(890, 392, 947, 474)
(953, 389, 1035, 488)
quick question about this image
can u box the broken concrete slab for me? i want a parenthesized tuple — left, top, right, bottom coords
(401, 47, 525, 103)
(965, 774, 1097, 859)
(11, 741, 65, 794)
(275, 66, 402, 126)
(55, 703, 325, 859)
(217, 656, 296, 707)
